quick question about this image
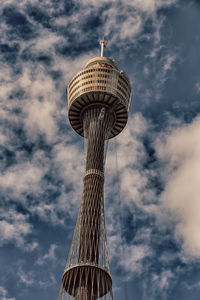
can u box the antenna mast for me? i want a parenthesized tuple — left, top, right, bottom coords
(99, 39, 106, 57)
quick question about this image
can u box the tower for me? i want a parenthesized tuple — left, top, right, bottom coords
(58, 41, 132, 300)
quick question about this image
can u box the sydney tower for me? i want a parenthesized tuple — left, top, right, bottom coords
(58, 41, 132, 300)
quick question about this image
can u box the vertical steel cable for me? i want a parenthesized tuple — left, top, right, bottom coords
(114, 139, 129, 300)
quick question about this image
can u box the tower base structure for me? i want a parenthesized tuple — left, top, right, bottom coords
(62, 264, 112, 299)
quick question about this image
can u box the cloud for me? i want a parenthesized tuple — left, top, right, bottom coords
(90, 0, 177, 48)
(122, 243, 151, 275)
(0, 149, 49, 198)
(106, 113, 148, 177)
(107, 209, 152, 279)
(184, 280, 200, 291)
(106, 112, 200, 289)
(0, 209, 33, 248)
(16, 66, 60, 143)
(195, 82, 200, 94)
(36, 243, 57, 265)
(103, 114, 159, 282)
(2, 5, 37, 41)
(38, 274, 56, 288)
(18, 268, 35, 286)
(0, 286, 15, 300)
(144, 269, 175, 300)
(102, 5, 143, 43)
(17, 266, 56, 288)
(127, 0, 177, 14)
(78, 0, 177, 16)
(156, 116, 200, 258)
(106, 113, 158, 213)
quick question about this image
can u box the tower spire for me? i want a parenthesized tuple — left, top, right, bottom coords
(99, 39, 106, 57)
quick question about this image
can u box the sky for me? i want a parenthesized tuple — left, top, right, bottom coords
(0, 0, 200, 299)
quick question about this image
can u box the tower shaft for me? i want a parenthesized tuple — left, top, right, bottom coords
(76, 108, 112, 298)
(62, 108, 113, 299)
(79, 108, 107, 265)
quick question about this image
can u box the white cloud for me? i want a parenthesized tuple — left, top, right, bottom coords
(26, 241, 39, 251)
(36, 243, 57, 265)
(18, 268, 34, 286)
(24, 97, 57, 142)
(156, 116, 200, 258)
(0, 64, 59, 144)
(0, 156, 48, 200)
(147, 269, 174, 300)
(107, 217, 152, 277)
(106, 113, 148, 174)
(146, 50, 177, 101)
(132, 0, 177, 14)
(160, 54, 176, 85)
(106, 113, 157, 210)
(123, 244, 151, 274)
(184, 280, 200, 290)
(158, 270, 174, 290)
(0, 286, 15, 300)
(102, 6, 143, 43)
(0, 209, 32, 247)
(195, 82, 200, 94)
(18, 67, 59, 143)
(96, 0, 177, 46)
(77, 0, 177, 14)
(106, 112, 200, 275)
(17, 266, 56, 288)
(38, 274, 56, 287)
(51, 142, 84, 210)
(104, 113, 158, 276)
(163, 54, 176, 72)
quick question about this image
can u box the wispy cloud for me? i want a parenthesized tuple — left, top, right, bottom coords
(0, 209, 32, 247)
(18, 268, 35, 286)
(36, 243, 57, 265)
(156, 116, 200, 259)
(0, 286, 15, 300)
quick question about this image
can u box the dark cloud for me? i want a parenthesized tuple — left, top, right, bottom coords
(20, 46, 53, 66)
(55, 38, 97, 57)
(63, 0, 79, 16)
(82, 14, 102, 31)
(0, 148, 16, 168)
(0, 43, 20, 64)
(2, 6, 38, 40)
(26, 4, 51, 28)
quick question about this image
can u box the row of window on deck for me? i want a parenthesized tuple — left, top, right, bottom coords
(68, 68, 130, 89)
(69, 73, 130, 95)
(69, 79, 131, 100)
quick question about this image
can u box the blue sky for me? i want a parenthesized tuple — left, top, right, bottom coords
(1, 0, 200, 299)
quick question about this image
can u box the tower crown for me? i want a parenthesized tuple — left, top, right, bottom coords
(85, 56, 118, 69)
(67, 54, 132, 139)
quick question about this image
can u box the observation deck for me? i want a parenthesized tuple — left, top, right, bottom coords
(67, 56, 132, 139)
